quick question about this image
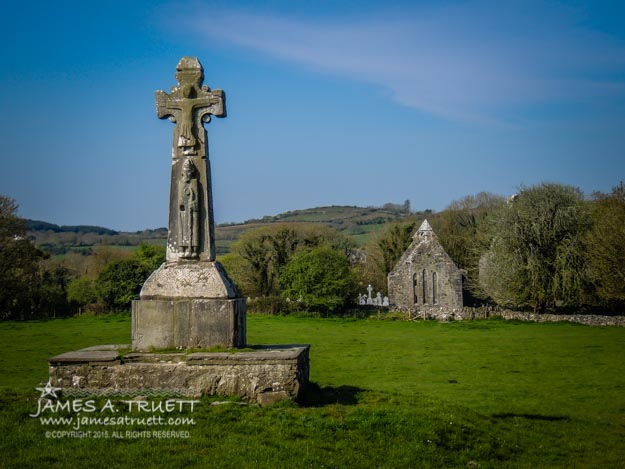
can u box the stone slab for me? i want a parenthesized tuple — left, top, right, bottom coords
(49, 345, 310, 405)
(132, 297, 246, 351)
(80, 344, 130, 351)
(124, 352, 187, 363)
(49, 350, 120, 364)
(187, 345, 308, 364)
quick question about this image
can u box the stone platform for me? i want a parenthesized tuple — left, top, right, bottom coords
(49, 344, 310, 406)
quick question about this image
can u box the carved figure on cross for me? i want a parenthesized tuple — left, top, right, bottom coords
(178, 158, 199, 259)
(155, 57, 225, 157)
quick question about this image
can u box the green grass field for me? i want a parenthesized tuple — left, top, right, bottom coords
(1, 315, 624, 468)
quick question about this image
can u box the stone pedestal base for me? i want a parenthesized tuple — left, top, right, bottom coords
(132, 298, 246, 351)
(140, 261, 238, 300)
(48, 344, 310, 405)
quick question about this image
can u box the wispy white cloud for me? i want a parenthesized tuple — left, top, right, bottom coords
(174, 1, 625, 124)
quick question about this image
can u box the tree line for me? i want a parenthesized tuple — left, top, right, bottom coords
(365, 183, 625, 314)
(0, 194, 165, 320)
(218, 182, 625, 315)
(1, 181, 624, 319)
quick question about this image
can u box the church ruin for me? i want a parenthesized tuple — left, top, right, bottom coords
(388, 220, 463, 311)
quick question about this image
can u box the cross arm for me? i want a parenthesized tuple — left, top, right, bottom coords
(197, 89, 227, 124)
(155, 90, 177, 121)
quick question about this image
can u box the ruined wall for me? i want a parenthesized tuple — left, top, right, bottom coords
(402, 305, 625, 327)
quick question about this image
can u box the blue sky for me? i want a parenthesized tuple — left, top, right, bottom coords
(1, 0, 624, 231)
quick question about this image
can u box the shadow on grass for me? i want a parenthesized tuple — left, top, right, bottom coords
(492, 412, 569, 422)
(299, 382, 365, 407)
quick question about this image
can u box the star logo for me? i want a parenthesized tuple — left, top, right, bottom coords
(36, 380, 62, 399)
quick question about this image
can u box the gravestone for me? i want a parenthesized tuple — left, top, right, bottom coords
(366, 284, 374, 305)
(132, 57, 246, 351)
(375, 292, 383, 306)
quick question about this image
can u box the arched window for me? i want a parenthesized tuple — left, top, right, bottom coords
(432, 271, 438, 304)
(422, 269, 427, 304)
(412, 273, 418, 304)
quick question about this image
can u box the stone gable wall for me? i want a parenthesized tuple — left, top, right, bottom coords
(388, 235, 463, 311)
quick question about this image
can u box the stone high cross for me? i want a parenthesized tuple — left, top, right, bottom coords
(133, 57, 245, 351)
(155, 56, 226, 262)
(50, 57, 308, 406)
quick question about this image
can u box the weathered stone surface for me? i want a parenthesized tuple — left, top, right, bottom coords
(132, 297, 246, 351)
(388, 219, 463, 312)
(49, 345, 310, 405)
(156, 56, 225, 263)
(187, 345, 307, 364)
(140, 261, 237, 300)
(124, 352, 187, 363)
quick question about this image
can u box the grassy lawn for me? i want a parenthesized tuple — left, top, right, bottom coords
(0, 314, 624, 468)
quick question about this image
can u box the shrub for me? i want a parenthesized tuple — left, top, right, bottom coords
(67, 276, 98, 307)
(280, 247, 354, 314)
(96, 259, 150, 310)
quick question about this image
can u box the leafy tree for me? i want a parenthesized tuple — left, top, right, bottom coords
(432, 192, 506, 303)
(62, 244, 162, 313)
(280, 247, 354, 314)
(87, 246, 132, 278)
(218, 253, 249, 297)
(229, 224, 354, 297)
(377, 222, 417, 276)
(585, 182, 625, 305)
(478, 183, 591, 313)
(96, 259, 150, 310)
(134, 243, 166, 272)
(33, 265, 72, 317)
(67, 276, 98, 307)
(0, 195, 47, 319)
(364, 221, 416, 294)
(234, 229, 279, 296)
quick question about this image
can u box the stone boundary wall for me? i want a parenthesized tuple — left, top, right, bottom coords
(396, 305, 625, 327)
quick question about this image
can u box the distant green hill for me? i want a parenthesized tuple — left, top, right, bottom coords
(217, 204, 419, 248)
(26, 222, 167, 256)
(26, 202, 419, 255)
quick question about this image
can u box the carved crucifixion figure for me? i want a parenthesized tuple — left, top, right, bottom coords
(155, 57, 226, 262)
(156, 56, 225, 158)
